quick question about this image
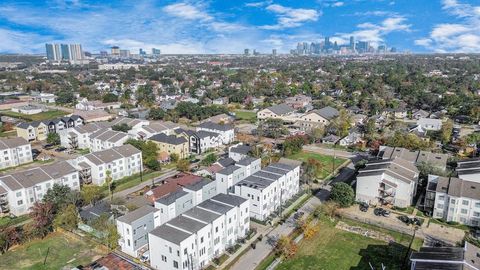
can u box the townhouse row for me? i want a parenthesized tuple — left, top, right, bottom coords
(16, 115, 84, 141)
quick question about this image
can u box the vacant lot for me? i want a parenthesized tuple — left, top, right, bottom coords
(288, 151, 346, 179)
(276, 218, 422, 270)
(234, 110, 256, 121)
(0, 231, 106, 270)
(0, 110, 69, 122)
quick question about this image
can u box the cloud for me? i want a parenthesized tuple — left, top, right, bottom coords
(0, 28, 48, 53)
(260, 4, 320, 30)
(245, 1, 271, 7)
(163, 3, 212, 21)
(415, 0, 480, 52)
(332, 2, 344, 7)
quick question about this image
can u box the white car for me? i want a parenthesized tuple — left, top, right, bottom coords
(140, 251, 150, 263)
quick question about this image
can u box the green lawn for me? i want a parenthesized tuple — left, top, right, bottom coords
(0, 110, 69, 122)
(107, 170, 166, 197)
(288, 151, 346, 179)
(0, 215, 30, 227)
(276, 217, 421, 270)
(0, 130, 16, 137)
(234, 110, 257, 121)
(0, 231, 105, 270)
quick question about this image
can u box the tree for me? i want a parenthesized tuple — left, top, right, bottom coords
(257, 118, 288, 139)
(81, 185, 103, 205)
(111, 123, 131, 132)
(46, 132, 60, 145)
(148, 108, 166, 120)
(170, 153, 180, 163)
(310, 127, 325, 143)
(176, 159, 190, 172)
(105, 170, 113, 200)
(43, 184, 72, 211)
(303, 158, 323, 184)
(299, 219, 318, 240)
(330, 183, 355, 207)
(126, 139, 159, 170)
(56, 90, 75, 105)
(440, 119, 454, 144)
(53, 204, 79, 231)
(145, 157, 161, 171)
(201, 153, 217, 166)
(29, 201, 55, 238)
(102, 93, 118, 103)
(275, 235, 297, 258)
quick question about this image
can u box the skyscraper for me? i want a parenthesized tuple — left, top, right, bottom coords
(152, 48, 161, 55)
(324, 37, 331, 50)
(272, 49, 277, 56)
(60, 44, 70, 60)
(349, 36, 355, 52)
(45, 43, 83, 62)
(111, 46, 120, 55)
(244, 49, 249, 55)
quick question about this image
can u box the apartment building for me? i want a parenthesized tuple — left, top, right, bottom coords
(116, 205, 161, 257)
(176, 129, 222, 154)
(377, 146, 449, 171)
(196, 122, 234, 145)
(89, 129, 131, 152)
(233, 162, 300, 221)
(149, 133, 189, 160)
(228, 144, 253, 162)
(215, 157, 261, 194)
(16, 115, 84, 141)
(356, 158, 419, 208)
(72, 144, 142, 185)
(257, 103, 296, 121)
(297, 106, 339, 131)
(110, 117, 149, 130)
(148, 194, 249, 270)
(0, 138, 33, 169)
(59, 122, 110, 149)
(0, 161, 79, 216)
(129, 121, 178, 139)
(427, 175, 480, 226)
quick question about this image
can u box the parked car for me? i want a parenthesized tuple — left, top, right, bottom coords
(55, 147, 67, 152)
(43, 143, 54, 150)
(359, 202, 369, 212)
(294, 211, 305, 219)
(382, 209, 391, 217)
(140, 251, 150, 263)
(374, 208, 390, 217)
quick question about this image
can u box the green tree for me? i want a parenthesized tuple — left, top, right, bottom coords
(43, 184, 71, 211)
(440, 119, 454, 144)
(330, 183, 355, 208)
(53, 204, 79, 231)
(81, 185, 103, 205)
(105, 170, 113, 200)
(56, 90, 75, 105)
(111, 123, 131, 132)
(102, 93, 118, 103)
(47, 133, 60, 145)
(201, 153, 217, 166)
(105, 224, 120, 250)
(170, 153, 180, 163)
(176, 159, 190, 172)
(148, 108, 166, 120)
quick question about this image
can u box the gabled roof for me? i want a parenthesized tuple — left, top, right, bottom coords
(117, 205, 158, 225)
(309, 106, 339, 120)
(0, 137, 29, 150)
(149, 133, 187, 145)
(264, 103, 295, 115)
(197, 121, 233, 132)
(358, 158, 419, 183)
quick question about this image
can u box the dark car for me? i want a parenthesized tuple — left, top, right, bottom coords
(382, 209, 391, 217)
(398, 215, 410, 224)
(55, 147, 67, 152)
(294, 211, 305, 219)
(374, 208, 384, 216)
(359, 202, 369, 212)
(43, 144, 54, 150)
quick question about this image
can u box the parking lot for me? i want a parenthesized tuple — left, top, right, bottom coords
(337, 205, 466, 245)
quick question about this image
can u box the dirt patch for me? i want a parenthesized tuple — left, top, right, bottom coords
(335, 221, 395, 242)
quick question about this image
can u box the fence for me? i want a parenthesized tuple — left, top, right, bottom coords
(339, 212, 418, 237)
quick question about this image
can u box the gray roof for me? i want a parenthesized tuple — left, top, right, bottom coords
(311, 106, 339, 120)
(117, 205, 158, 225)
(84, 145, 141, 165)
(167, 215, 208, 233)
(0, 137, 29, 150)
(269, 162, 296, 171)
(156, 190, 189, 205)
(358, 158, 419, 183)
(217, 158, 235, 168)
(150, 224, 192, 245)
(211, 193, 247, 207)
(198, 199, 234, 214)
(150, 133, 187, 145)
(183, 207, 221, 223)
(378, 146, 448, 169)
(198, 121, 233, 132)
(237, 175, 275, 191)
(435, 176, 480, 200)
(266, 103, 295, 115)
(218, 165, 241, 176)
(196, 130, 220, 139)
(253, 170, 281, 181)
(236, 157, 259, 166)
(183, 178, 214, 191)
(230, 145, 252, 155)
(457, 158, 480, 177)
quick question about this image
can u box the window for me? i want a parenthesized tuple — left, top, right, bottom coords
(462, 200, 469, 206)
(169, 247, 172, 253)
(173, 260, 179, 269)
(184, 248, 187, 255)
(200, 237, 204, 243)
(461, 209, 468, 214)
(17, 200, 23, 205)
(474, 212, 480, 217)
(16, 191, 22, 197)
(215, 227, 218, 233)
(451, 199, 456, 204)
(161, 255, 167, 262)
(177, 250, 180, 256)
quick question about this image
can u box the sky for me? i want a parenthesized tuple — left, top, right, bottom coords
(0, 0, 479, 54)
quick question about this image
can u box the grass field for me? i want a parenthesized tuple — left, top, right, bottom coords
(276, 217, 421, 270)
(0, 110, 69, 122)
(0, 215, 30, 227)
(288, 151, 346, 179)
(234, 110, 257, 121)
(0, 231, 106, 270)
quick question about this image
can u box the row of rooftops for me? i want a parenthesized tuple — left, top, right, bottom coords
(89, 129, 129, 143)
(237, 162, 297, 191)
(428, 175, 480, 200)
(263, 103, 340, 121)
(410, 242, 480, 270)
(16, 115, 83, 129)
(357, 158, 419, 184)
(150, 194, 247, 245)
(0, 137, 29, 150)
(81, 144, 141, 166)
(197, 121, 234, 132)
(457, 158, 480, 178)
(378, 146, 449, 169)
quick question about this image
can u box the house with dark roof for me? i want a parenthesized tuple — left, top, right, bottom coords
(356, 158, 419, 207)
(297, 106, 339, 131)
(175, 128, 222, 154)
(426, 174, 480, 226)
(15, 115, 84, 141)
(257, 103, 296, 121)
(149, 133, 189, 159)
(196, 121, 235, 145)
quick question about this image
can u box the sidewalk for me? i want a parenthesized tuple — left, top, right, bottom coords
(225, 195, 322, 270)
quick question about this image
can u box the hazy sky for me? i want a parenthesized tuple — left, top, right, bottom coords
(0, 0, 479, 54)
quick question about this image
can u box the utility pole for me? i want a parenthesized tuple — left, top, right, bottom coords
(402, 226, 418, 269)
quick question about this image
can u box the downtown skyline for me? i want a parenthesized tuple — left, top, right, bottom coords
(0, 0, 479, 54)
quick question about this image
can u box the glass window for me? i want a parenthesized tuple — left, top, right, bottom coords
(462, 200, 469, 206)
(461, 209, 468, 214)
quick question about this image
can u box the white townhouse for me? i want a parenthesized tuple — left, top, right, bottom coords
(456, 158, 480, 182)
(427, 175, 480, 226)
(89, 129, 131, 152)
(0, 138, 33, 169)
(117, 205, 161, 257)
(0, 161, 79, 216)
(257, 103, 296, 121)
(356, 158, 419, 208)
(129, 121, 179, 139)
(154, 179, 218, 226)
(59, 122, 110, 149)
(228, 144, 253, 162)
(196, 121, 234, 145)
(148, 194, 249, 270)
(233, 161, 300, 221)
(175, 129, 223, 155)
(71, 144, 142, 185)
(215, 157, 261, 194)
(110, 117, 149, 131)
